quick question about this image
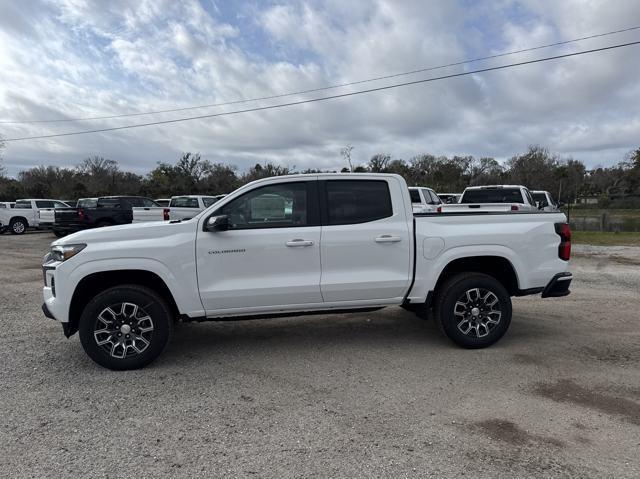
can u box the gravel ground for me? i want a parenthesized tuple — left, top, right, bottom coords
(1, 232, 639, 478)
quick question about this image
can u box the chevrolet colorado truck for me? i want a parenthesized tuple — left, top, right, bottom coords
(42, 174, 572, 370)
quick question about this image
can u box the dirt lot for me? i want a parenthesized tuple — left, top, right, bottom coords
(1, 233, 639, 478)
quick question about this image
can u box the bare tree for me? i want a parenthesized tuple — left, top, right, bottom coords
(340, 145, 354, 172)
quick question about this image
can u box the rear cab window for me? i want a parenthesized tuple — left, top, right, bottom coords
(325, 180, 392, 225)
(171, 197, 199, 208)
(461, 188, 525, 204)
(409, 189, 422, 203)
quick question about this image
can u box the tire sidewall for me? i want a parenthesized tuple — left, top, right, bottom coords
(437, 274, 512, 349)
(78, 286, 172, 370)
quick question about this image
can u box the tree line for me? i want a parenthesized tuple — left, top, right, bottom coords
(0, 146, 639, 206)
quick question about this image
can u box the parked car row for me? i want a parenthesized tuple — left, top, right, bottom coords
(0, 194, 227, 235)
(408, 185, 562, 214)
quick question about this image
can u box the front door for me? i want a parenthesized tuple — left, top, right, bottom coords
(196, 180, 322, 313)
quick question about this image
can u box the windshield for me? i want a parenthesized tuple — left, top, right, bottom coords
(461, 188, 524, 204)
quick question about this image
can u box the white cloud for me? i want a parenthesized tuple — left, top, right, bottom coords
(0, 0, 639, 177)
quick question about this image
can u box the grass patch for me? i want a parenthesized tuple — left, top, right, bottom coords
(565, 209, 640, 219)
(572, 231, 640, 246)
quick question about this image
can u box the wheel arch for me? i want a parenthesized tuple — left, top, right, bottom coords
(67, 270, 180, 337)
(10, 216, 29, 226)
(434, 255, 520, 296)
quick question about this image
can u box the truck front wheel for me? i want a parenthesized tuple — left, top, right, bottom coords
(78, 285, 173, 370)
(435, 273, 512, 349)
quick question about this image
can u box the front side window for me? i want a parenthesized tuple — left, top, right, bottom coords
(219, 182, 309, 229)
(326, 180, 392, 225)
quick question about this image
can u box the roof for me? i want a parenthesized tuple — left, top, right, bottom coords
(464, 185, 526, 190)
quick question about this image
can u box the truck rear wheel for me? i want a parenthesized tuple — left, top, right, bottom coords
(78, 285, 173, 370)
(435, 273, 511, 349)
(9, 218, 27, 235)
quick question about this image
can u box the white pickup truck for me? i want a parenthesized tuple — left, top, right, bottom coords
(42, 174, 572, 370)
(439, 185, 538, 213)
(1, 199, 70, 234)
(168, 195, 225, 220)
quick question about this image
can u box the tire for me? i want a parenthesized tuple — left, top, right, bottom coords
(78, 285, 173, 370)
(53, 229, 66, 238)
(9, 218, 27, 235)
(95, 220, 113, 228)
(435, 273, 512, 349)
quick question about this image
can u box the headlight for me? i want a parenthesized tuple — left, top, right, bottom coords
(50, 244, 86, 262)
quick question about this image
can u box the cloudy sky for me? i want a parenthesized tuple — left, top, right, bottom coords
(1, 0, 639, 177)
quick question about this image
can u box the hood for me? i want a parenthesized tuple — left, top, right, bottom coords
(52, 219, 197, 247)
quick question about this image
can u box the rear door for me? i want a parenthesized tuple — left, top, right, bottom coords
(319, 178, 412, 302)
(196, 180, 322, 312)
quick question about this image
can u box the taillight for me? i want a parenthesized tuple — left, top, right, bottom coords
(163, 208, 170, 221)
(436, 206, 442, 213)
(78, 208, 84, 220)
(511, 205, 519, 211)
(555, 223, 571, 261)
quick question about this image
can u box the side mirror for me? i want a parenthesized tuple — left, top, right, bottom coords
(203, 214, 230, 232)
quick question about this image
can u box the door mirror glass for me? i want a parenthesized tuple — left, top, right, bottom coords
(204, 215, 230, 232)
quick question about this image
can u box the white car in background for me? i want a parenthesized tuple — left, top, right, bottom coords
(0, 199, 71, 234)
(168, 195, 225, 221)
(531, 191, 561, 212)
(408, 187, 442, 213)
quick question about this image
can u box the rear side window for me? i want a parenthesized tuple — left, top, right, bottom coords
(15, 201, 32, 209)
(461, 188, 524, 204)
(171, 197, 199, 208)
(409, 189, 421, 203)
(325, 180, 392, 225)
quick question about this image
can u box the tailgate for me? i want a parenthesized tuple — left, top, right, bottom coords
(54, 208, 80, 225)
(132, 207, 166, 223)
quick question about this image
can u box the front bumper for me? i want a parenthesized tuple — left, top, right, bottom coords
(541, 272, 572, 298)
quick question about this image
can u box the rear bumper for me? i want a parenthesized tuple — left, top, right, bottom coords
(541, 272, 572, 298)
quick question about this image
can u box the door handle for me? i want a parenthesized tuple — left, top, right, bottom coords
(375, 235, 402, 243)
(286, 239, 314, 247)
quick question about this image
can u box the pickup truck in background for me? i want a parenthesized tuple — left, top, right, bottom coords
(42, 173, 572, 370)
(1, 199, 70, 235)
(531, 190, 561, 212)
(53, 196, 160, 236)
(439, 185, 538, 213)
(408, 187, 442, 213)
(168, 195, 225, 221)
